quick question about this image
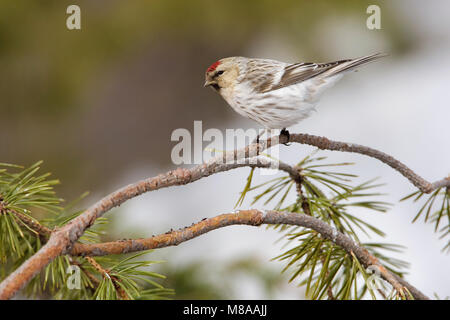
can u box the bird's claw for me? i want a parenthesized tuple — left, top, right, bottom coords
(280, 128, 290, 145)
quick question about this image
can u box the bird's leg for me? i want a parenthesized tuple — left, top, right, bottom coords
(252, 129, 267, 144)
(255, 133, 260, 156)
(280, 128, 290, 145)
(252, 129, 266, 156)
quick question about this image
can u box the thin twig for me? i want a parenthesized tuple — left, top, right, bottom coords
(291, 166, 312, 215)
(320, 256, 335, 300)
(0, 196, 52, 243)
(0, 193, 52, 237)
(69, 258, 100, 292)
(85, 257, 129, 300)
(10, 209, 52, 238)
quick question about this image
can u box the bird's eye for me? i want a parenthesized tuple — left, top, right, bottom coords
(216, 70, 224, 76)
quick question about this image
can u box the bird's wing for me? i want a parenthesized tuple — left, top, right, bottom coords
(240, 58, 286, 94)
(258, 53, 386, 93)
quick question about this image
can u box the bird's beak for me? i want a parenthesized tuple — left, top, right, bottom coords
(204, 80, 212, 87)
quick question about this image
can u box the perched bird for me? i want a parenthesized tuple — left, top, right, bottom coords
(204, 53, 386, 139)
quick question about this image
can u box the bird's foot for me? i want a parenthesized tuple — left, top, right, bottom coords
(280, 128, 291, 145)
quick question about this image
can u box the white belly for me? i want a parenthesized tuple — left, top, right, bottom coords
(228, 75, 342, 129)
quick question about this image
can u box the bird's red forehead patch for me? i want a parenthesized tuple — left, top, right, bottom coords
(206, 60, 221, 73)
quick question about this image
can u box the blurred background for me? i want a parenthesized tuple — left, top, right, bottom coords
(1, 0, 449, 298)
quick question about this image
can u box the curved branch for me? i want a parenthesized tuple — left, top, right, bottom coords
(1, 132, 446, 299)
(288, 133, 449, 193)
(0, 152, 285, 300)
(70, 209, 428, 300)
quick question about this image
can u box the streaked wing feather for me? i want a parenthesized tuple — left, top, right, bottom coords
(262, 53, 386, 93)
(265, 59, 351, 92)
(243, 59, 284, 94)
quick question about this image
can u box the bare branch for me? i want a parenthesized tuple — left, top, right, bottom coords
(70, 209, 428, 300)
(0, 151, 285, 300)
(288, 133, 449, 193)
(1, 131, 445, 299)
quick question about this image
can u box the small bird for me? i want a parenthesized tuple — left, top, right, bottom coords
(204, 53, 386, 139)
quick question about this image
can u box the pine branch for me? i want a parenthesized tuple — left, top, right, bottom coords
(6, 205, 51, 238)
(69, 209, 427, 300)
(85, 257, 130, 300)
(287, 133, 449, 193)
(69, 258, 100, 292)
(1, 131, 446, 299)
(401, 186, 450, 252)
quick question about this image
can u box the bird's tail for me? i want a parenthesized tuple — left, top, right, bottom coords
(323, 52, 388, 78)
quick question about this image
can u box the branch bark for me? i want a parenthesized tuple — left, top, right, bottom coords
(1, 132, 445, 300)
(288, 133, 449, 193)
(70, 209, 428, 300)
(0, 150, 284, 300)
